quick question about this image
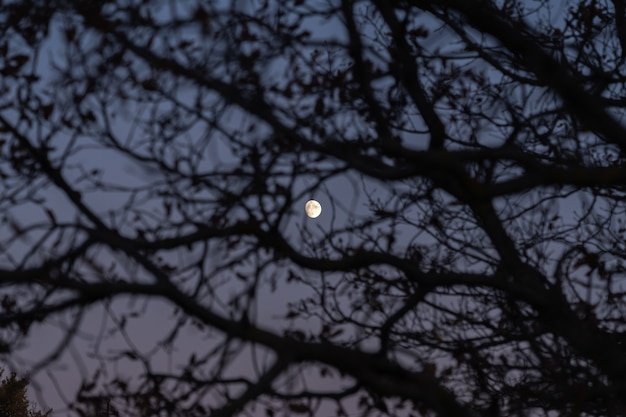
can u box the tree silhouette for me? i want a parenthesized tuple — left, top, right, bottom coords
(0, 369, 49, 417)
(2, 0, 626, 416)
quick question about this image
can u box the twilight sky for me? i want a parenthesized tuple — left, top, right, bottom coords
(0, 1, 601, 416)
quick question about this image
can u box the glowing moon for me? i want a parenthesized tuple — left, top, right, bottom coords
(305, 200, 322, 218)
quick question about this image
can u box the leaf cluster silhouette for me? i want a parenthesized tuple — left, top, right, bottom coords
(0, 369, 49, 417)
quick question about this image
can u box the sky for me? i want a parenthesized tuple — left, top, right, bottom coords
(2, 1, 369, 413)
(1, 0, 620, 415)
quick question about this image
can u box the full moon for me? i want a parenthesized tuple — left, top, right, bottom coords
(305, 200, 322, 218)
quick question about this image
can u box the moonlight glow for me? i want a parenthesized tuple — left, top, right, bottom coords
(305, 200, 322, 218)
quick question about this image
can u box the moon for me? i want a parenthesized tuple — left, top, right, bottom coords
(305, 200, 322, 218)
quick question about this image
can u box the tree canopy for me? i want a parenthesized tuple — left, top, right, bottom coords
(0, 369, 49, 417)
(2, 0, 626, 416)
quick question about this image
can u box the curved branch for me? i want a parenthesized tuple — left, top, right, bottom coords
(373, 1, 446, 149)
(414, 0, 626, 152)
